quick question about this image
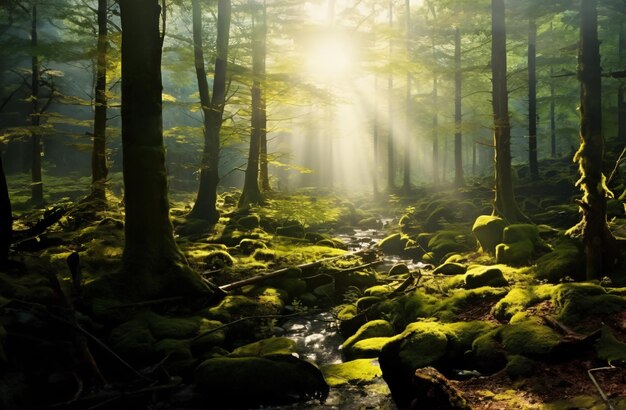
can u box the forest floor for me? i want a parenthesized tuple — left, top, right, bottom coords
(3, 156, 626, 409)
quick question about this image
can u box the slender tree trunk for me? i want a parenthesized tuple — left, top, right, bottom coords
(188, 0, 231, 223)
(402, 0, 411, 193)
(387, 0, 395, 192)
(528, 17, 538, 178)
(454, 26, 464, 187)
(373, 75, 379, 197)
(30, 4, 43, 208)
(258, 0, 270, 192)
(472, 141, 476, 175)
(118, 0, 209, 298)
(550, 64, 557, 157)
(0, 153, 11, 265)
(491, 0, 529, 223)
(239, 1, 264, 207)
(618, 23, 626, 141)
(570, 0, 616, 279)
(91, 0, 108, 204)
(432, 35, 439, 184)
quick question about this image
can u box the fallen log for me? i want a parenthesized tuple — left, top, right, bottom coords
(218, 248, 377, 292)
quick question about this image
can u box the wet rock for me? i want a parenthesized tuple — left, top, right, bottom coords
(203, 250, 235, 270)
(389, 263, 410, 276)
(505, 355, 536, 378)
(356, 296, 382, 312)
(342, 320, 394, 359)
(237, 214, 260, 229)
(472, 215, 506, 253)
(464, 267, 508, 289)
(427, 231, 473, 259)
(364, 285, 394, 297)
(238, 238, 267, 255)
(229, 337, 297, 357)
(378, 233, 412, 255)
(195, 355, 328, 408)
(276, 222, 305, 238)
(409, 367, 471, 410)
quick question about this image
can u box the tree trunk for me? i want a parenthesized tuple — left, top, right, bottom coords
(387, 0, 395, 192)
(454, 26, 463, 188)
(188, 0, 231, 223)
(373, 75, 380, 197)
(258, 0, 270, 192)
(618, 23, 626, 141)
(402, 0, 411, 194)
(550, 64, 557, 157)
(118, 0, 210, 299)
(0, 153, 11, 265)
(569, 0, 616, 280)
(91, 0, 109, 205)
(239, 1, 264, 207)
(528, 17, 538, 178)
(491, 0, 529, 223)
(432, 35, 439, 184)
(30, 4, 43, 208)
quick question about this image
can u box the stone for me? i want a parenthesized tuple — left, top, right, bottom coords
(464, 267, 508, 289)
(472, 215, 507, 254)
(409, 367, 471, 409)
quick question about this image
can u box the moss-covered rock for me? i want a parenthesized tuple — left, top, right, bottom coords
(338, 304, 358, 321)
(356, 296, 382, 312)
(252, 248, 277, 262)
(321, 358, 383, 387)
(346, 337, 393, 359)
(472, 215, 506, 254)
(427, 231, 472, 259)
(534, 240, 584, 283)
(491, 285, 553, 321)
(464, 267, 508, 289)
(190, 319, 227, 354)
(276, 223, 305, 238)
(206, 295, 261, 322)
(341, 320, 395, 357)
(109, 318, 156, 361)
(229, 337, 297, 358)
(377, 233, 411, 255)
(238, 238, 267, 255)
(505, 354, 536, 378)
(500, 320, 561, 356)
(194, 355, 328, 407)
(364, 285, 394, 297)
(553, 283, 626, 327)
(154, 338, 192, 360)
(410, 367, 471, 410)
(237, 214, 261, 229)
(495, 239, 534, 265)
(203, 250, 235, 270)
(595, 326, 626, 364)
(389, 263, 410, 276)
(433, 262, 467, 276)
(502, 224, 539, 245)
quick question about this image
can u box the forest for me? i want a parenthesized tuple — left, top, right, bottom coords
(1, 0, 626, 408)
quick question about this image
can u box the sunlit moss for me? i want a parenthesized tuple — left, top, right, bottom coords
(321, 359, 382, 386)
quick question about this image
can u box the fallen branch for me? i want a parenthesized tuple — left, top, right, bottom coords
(218, 248, 376, 292)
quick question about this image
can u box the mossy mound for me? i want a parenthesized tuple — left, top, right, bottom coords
(427, 231, 473, 260)
(433, 262, 467, 276)
(464, 267, 508, 289)
(229, 337, 297, 358)
(377, 233, 415, 256)
(472, 215, 506, 253)
(237, 214, 261, 229)
(491, 285, 553, 321)
(534, 239, 584, 283)
(594, 326, 626, 364)
(389, 263, 410, 276)
(502, 224, 539, 245)
(341, 320, 395, 360)
(505, 354, 536, 378)
(347, 337, 394, 359)
(206, 295, 262, 322)
(364, 285, 394, 297)
(434, 287, 508, 322)
(552, 283, 626, 327)
(194, 355, 328, 408)
(203, 250, 235, 270)
(321, 358, 383, 387)
(238, 238, 268, 255)
(495, 239, 534, 265)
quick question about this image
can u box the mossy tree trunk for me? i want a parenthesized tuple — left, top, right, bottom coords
(569, 0, 617, 280)
(528, 17, 538, 179)
(118, 0, 210, 299)
(239, 1, 265, 208)
(454, 26, 464, 188)
(0, 153, 11, 265)
(491, 0, 530, 224)
(188, 0, 231, 223)
(30, 4, 43, 209)
(90, 0, 108, 205)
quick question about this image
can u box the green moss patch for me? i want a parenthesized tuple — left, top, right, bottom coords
(472, 215, 506, 253)
(321, 359, 382, 386)
(229, 337, 297, 358)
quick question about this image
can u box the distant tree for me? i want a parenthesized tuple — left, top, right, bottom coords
(453, 25, 463, 188)
(568, 0, 618, 279)
(402, 0, 411, 194)
(0, 145, 10, 265)
(188, 0, 231, 223)
(528, 15, 538, 178)
(239, 0, 265, 207)
(258, 0, 270, 192)
(491, 0, 530, 223)
(117, 0, 211, 298)
(29, 3, 43, 208)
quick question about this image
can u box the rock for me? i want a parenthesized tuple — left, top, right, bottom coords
(237, 214, 260, 229)
(298, 292, 318, 307)
(252, 248, 276, 262)
(505, 355, 536, 378)
(238, 238, 267, 255)
(206, 295, 261, 322)
(313, 283, 335, 299)
(534, 240, 584, 283)
(433, 262, 466, 276)
(190, 320, 227, 355)
(472, 215, 507, 254)
(502, 224, 539, 244)
(346, 337, 393, 359)
(378, 233, 411, 255)
(491, 285, 552, 321)
(409, 367, 471, 410)
(464, 267, 508, 289)
(364, 285, 394, 296)
(427, 231, 472, 259)
(358, 217, 383, 230)
(342, 320, 395, 359)
(495, 239, 534, 265)
(321, 359, 383, 387)
(276, 222, 305, 238)
(195, 355, 329, 407)
(273, 278, 307, 299)
(356, 296, 382, 312)
(389, 263, 410, 276)
(229, 337, 297, 358)
(203, 250, 235, 270)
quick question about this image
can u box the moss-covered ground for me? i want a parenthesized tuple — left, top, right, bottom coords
(3, 157, 626, 409)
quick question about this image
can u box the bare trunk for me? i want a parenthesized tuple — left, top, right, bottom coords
(619, 23, 626, 141)
(0, 153, 11, 265)
(528, 17, 538, 178)
(30, 4, 43, 208)
(258, 0, 270, 192)
(454, 26, 463, 187)
(387, 0, 395, 192)
(402, 0, 411, 194)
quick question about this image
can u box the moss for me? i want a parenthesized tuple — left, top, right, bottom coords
(321, 358, 382, 387)
(252, 248, 277, 262)
(338, 304, 358, 321)
(534, 240, 584, 283)
(237, 214, 261, 229)
(502, 224, 539, 244)
(238, 238, 267, 255)
(372, 290, 438, 329)
(491, 285, 553, 321)
(202, 250, 235, 269)
(500, 320, 561, 356)
(495, 239, 534, 265)
(433, 262, 466, 276)
(342, 320, 395, 351)
(144, 312, 201, 340)
(544, 395, 610, 410)
(195, 356, 328, 407)
(464, 267, 508, 289)
(434, 287, 508, 321)
(255, 287, 286, 313)
(109, 318, 156, 359)
(442, 321, 496, 359)
(471, 331, 507, 372)
(472, 215, 506, 253)
(355, 296, 382, 312)
(298, 292, 318, 307)
(552, 283, 626, 327)
(271, 278, 307, 299)
(207, 295, 261, 322)
(389, 263, 410, 276)
(594, 326, 626, 364)
(229, 337, 297, 358)
(347, 337, 394, 359)
(505, 354, 536, 378)
(276, 223, 305, 238)
(427, 231, 473, 259)
(190, 319, 226, 354)
(377, 233, 410, 255)
(364, 285, 394, 296)
(154, 338, 193, 360)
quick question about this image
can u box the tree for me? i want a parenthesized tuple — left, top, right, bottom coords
(258, 0, 270, 192)
(568, 0, 617, 279)
(188, 0, 231, 223)
(116, 0, 211, 299)
(491, 0, 529, 223)
(239, 0, 265, 207)
(528, 15, 538, 178)
(30, 3, 43, 208)
(90, 0, 108, 205)
(453, 25, 463, 187)
(0, 150, 10, 265)
(402, 0, 411, 194)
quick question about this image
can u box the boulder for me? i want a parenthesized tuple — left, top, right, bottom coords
(472, 215, 506, 254)
(495, 239, 534, 265)
(409, 367, 471, 410)
(464, 267, 508, 289)
(321, 358, 383, 387)
(433, 262, 466, 276)
(341, 320, 395, 359)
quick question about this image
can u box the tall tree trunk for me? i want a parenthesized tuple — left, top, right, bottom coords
(387, 0, 395, 192)
(91, 0, 108, 205)
(618, 23, 626, 141)
(454, 26, 463, 188)
(491, 0, 529, 223)
(0, 153, 11, 265)
(188, 0, 231, 223)
(239, 1, 264, 207)
(402, 0, 411, 194)
(550, 64, 557, 157)
(432, 35, 439, 184)
(373, 75, 379, 197)
(258, 0, 270, 192)
(528, 17, 538, 178)
(569, 0, 616, 279)
(118, 0, 209, 298)
(30, 4, 43, 208)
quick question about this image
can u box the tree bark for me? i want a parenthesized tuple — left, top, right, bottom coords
(0, 153, 11, 265)
(188, 0, 231, 223)
(569, 0, 616, 279)
(432, 35, 439, 184)
(239, 1, 264, 207)
(118, 0, 210, 299)
(491, 0, 529, 223)
(387, 0, 395, 192)
(30, 4, 43, 208)
(91, 0, 109, 205)
(618, 23, 626, 141)
(454, 26, 463, 188)
(402, 0, 411, 194)
(528, 17, 538, 178)
(258, 0, 270, 192)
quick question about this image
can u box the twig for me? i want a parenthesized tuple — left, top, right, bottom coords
(588, 366, 617, 410)
(608, 147, 626, 184)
